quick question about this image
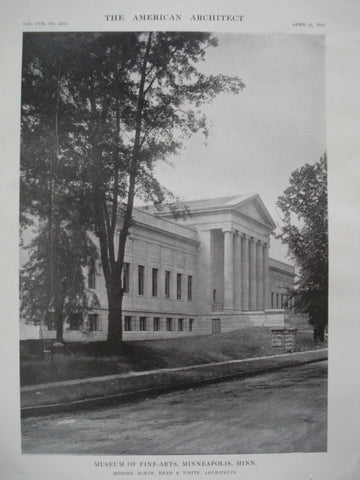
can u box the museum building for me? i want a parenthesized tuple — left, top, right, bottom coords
(38, 194, 295, 342)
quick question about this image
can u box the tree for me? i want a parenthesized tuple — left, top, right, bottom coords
(20, 33, 98, 341)
(21, 221, 96, 342)
(276, 154, 328, 342)
(21, 32, 245, 345)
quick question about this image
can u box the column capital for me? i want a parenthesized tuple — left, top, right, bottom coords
(222, 227, 235, 234)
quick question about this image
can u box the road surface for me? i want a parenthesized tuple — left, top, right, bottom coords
(22, 361, 327, 454)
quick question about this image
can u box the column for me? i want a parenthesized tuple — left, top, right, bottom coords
(241, 234, 249, 310)
(263, 242, 270, 309)
(256, 241, 264, 310)
(197, 229, 212, 312)
(249, 237, 257, 310)
(223, 229, 234, 310)
(234, 232, 242, 309)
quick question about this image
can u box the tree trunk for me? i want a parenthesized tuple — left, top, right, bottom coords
(313, 322, 325, 344)
(55, 307, 64, 342)
(107, 281, 124, 346)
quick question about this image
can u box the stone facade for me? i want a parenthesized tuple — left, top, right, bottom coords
(37, 194, 295, 341)
(269, 258, 295, 310)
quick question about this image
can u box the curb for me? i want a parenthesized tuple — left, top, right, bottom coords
(21, 349, 328, 417)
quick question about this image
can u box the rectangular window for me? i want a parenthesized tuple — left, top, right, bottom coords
(178, 318, 184, 331)
(124, 316, 132, 331)
(213, 289, 217, 302)
(177, 273, 182, 300)
(271, 292, 274, 308)
(88, 314, 100, 331)
(152, 268, 158, 297)
(88, 258, 96, 289)
(189, 319, 194, 332)
(69, 313, 82, 331)
(276, 293, 279, 308)
(153, 317, 160, 331)
(166, 318, 172, 331)
(187, 275, 192, 301)
(140, 317, 147, 331)
(165, 271, 171, 298)
(123, 262, 130, 294)
(138, 265, 145, 295)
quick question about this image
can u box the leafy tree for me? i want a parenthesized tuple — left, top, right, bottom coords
(276, 154, 328, 342)
(21, 221, 96, 342)
(20, 33, 97, 341)
(21, 32, 245, 345)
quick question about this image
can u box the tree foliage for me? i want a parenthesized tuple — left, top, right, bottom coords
(21, 221, 96, 341)
(276, 154, 328, 342)
(21, 32, 245, 344)
(20, 33, 99, 341)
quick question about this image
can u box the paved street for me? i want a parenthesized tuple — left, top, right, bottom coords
(22, 361, 327, 454)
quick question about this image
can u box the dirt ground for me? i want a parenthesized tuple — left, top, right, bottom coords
(21, 361, 327, 454)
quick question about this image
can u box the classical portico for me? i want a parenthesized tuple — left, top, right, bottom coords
(141, 194, 279, 332)
(153, 193, 277, 320)
(221, 229, 270, 312)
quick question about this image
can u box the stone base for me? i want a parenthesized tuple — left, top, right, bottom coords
(271, 327, 298, 353)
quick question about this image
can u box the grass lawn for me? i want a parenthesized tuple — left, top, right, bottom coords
(20, 327, 326, 386)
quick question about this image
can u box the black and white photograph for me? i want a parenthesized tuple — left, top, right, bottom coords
(19, 31, 327, 455)
(1, 0, 360, 479)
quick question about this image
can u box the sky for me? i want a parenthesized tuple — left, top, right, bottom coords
(153, 33, 326, 262)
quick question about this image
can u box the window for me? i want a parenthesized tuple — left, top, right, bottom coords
(152, 268, 158, 297)
(123, 262, 130, 294)
(88, 314, 101, 331)
(124, 316, 132, 331)
(271, 292, 274, 308)
(138, 265, 145, 295)
(178, 318, 184, 331)
(276, 293, 279, 308)
(166, 318, 173, 331)
(140, 317, 147, 331)
(213, 289, 217, 302)
(153, 317, 160, 331)
(69, 313, 82, 331)
(165, 271, 171, 298)
(189, 319, 194, 332)
(212, 318, 221, 334)
(177, 273, 182, 300)
(88, 258, 96, 289)
(187, 275, 192, 301)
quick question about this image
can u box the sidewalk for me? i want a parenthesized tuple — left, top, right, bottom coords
(21, 348, 328, 417)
